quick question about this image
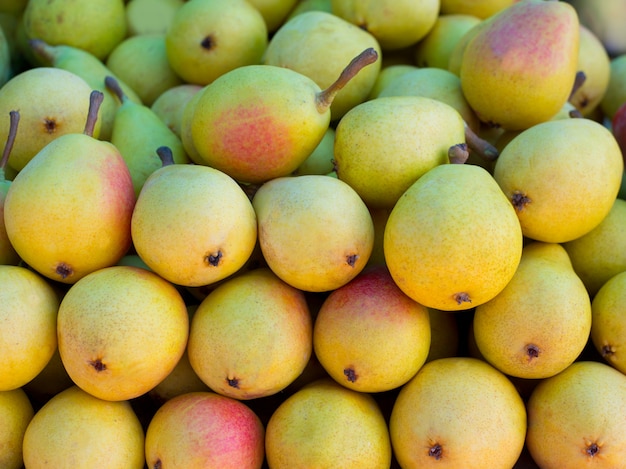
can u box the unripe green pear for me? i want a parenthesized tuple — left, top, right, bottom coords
(125, 0, 185, 36)
(150, 83, 202, 138)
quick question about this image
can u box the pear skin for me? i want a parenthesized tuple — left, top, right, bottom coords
(0, 387, 34, 469)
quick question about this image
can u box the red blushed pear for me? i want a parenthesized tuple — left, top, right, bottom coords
(190, 47, 378, 184)
(0, 110, 20, 265)
(3, 91, 136, 283)
(612, 101, 626, 167)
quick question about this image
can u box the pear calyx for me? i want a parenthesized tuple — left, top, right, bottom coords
(156, 146, 175, 167)
(511, 191, 532, 212)
(84, 90, 104, 137)
(315, 47, 379, 114)
(1, 110, 19, 178)
(428, 443, 443, 460)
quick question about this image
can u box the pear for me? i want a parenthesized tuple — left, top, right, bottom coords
(165, 0, 268, 86)
(125, 0, 185, 36)
(3, 91, 136, 284)
(284, 0, 332, 21)
(187, 268, 313, 400)
(22, 386, 145, 469)
(600, 54, 626, 120)
(130, 150, 258, 288)
(105, 34, 183, 106)
(263, 11, 382, 121)
(57, 265, 189, 402)
(29, 39, 142, 141)
(440, 0, 516, 19)
(526, 361, 626, 467)
(0, 0, 27, 15)
(150, 83, 203, 138)
(567, 0, 626, 57)
(0, 110, 19, 265)
(265, 378, 392, 468)
(493, 117, 624, 243)
(0, 265, 60, 391)
(0, 23, 10, 87)
(190, 47, 378, 184)
(473, 242, 592, 379)
(252, 174, 375, 292)
(22, 0, 126, 61)
(0, 388, 34, 469)
(366, 63, 417, 99)
(459, 0, 580, 130)
(292, 126, 336, 175)
(330, 0, 440, 51)
(384, 163, 523, 311)
(106, 76, 189, 196)
(333, 95, 466, 208)
(247, 0, 299, 32)
(0, 66, 99, 172)
(390, 357, 527, 468)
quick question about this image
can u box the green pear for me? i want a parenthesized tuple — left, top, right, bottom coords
(331, 0, 440, 51)
(292, 127, 335, 176)
(285, 0, 332, 21)
(567, 0, 626, 57)
(150, 83, 202, 138)
(263, 11, 382, 121)
(3, 91, 136, 284)
(22, 0, 126, 61)
(600, 54, 626, 120)
(334, 96, 466, 208)
(0, 0, 27, 15)
(190, 47, 378, 183)
(106, 76, 189, 197)
(125, 0, 185, 36)
(0, 110, 20, 265)
(0, 66, 99, 172)
(29, 39, 142, 141)
(105, 34, 183, 106)
(460, 0, 580, 130)
(366, 63, 417, 99)
(247, 0, 300, 32)
(0, 22, 10, 86)
(165, 0, 268, 86)
(178, 87, 205, 165)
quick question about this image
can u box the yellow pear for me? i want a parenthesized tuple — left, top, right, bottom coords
(252, 175, 374, 292)
(188, 268, 313, 400)
(473, 242, 592, 379)
(292, 126, 336, 176)
(0, 265, 60, 391)
(125, 0, 185, 36)
(590, 270, 626, 374)
(389, 357, 527, 468)
(0, 388, 34, 469)
(366, 63, 417, 99)
(439, 0, 516, 19)
(563, 198, 626, 297)
(247, 0, 299, 32)
(460, 0, 580, 130)
(493, 117, 624, 243)
(57, 265, 189, 401)
(265, 377, 392, 468)
(526, 360, 626, 468)
(384, 163, 523, 311)
(22, 385, 145, 469)
(313, 265, 431, 393)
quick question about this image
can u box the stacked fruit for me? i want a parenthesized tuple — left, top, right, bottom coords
(1, 0, 626, 468)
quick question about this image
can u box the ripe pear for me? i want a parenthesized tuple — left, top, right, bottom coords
(145, 391, 266, 469)
(247, 0, 299, 32)
(191, 47, 378, 183)
(0, 265, 60, 391)
(367, 63, 417, 99)
(57, 265, 189, 401)
(0, 388, 34, 469)
(165, 0, 267, 85)
(313, 265, 431, 393)
(22, 385, 145, 469)
(0, 66, 99, 172)
(440, 0, 516, 19)
(590, 270, 626, 374)
(253, 175, 374, 292)
(460, 0, 580, 130)
(265, 377, 392, 468)
(125, 0, 185, 36)
(390, 357, 527, 468)
(334, 96, 466, 208)
(473, 242, 592, 380)
(130, 155, 258, 287)
(0, 110, 19, 265)
(22, 0, 126, 60)
(4, 91, 136, 284)
(188, 268, 313, 400)
(106, 76, 189, 196)
(105, 34, 183, 106)
(600, 54, 626, 120)
(151, 83, 202, 138)
(263, 11, 382, 121)
(526, 361, 626, 468)
(330, 0, 440, 51)
(493, 117, 624, 243)
(384, 163, 523, 311)
(179, 86, 206, 165)
(292, 126, 336, 175)
(29, 39, 142, 141)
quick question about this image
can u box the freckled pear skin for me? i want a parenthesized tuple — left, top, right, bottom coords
(460, 0, 580, 130)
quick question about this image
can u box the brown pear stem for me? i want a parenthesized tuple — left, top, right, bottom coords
(84, 90, 104, 137)
(448, 143, 470, 164)
(104, 75, 127, 104)
(0, 111, 19, 175)
(315, 47, 379, 114)
(569, 71, 586, 101)
(156, 146, 175, 167)
(28, 38, 55, 65)
(464, 123, 499, 161)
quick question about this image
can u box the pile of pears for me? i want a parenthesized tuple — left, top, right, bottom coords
(2, 0, 626, 468)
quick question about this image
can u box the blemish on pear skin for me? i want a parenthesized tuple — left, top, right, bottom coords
(200, 35, 215, 51)
(585, 441, 601, 457)
(89, 358, 106, 372)
(428, 443, 443, 460)
(205, 250, 222, 267)
(453, 292, 471, 305)
(525, 344, 540, 361)
(43, 118, 57, 134)
(601, 344, 616, 358)
(153, 460, 162, 469)
(346, 254, 359, 267)
(227, 377, 239, 389)
(55, 262, 73, 279)
(344, 367, 358, 383)
(511, 191, 531, 211)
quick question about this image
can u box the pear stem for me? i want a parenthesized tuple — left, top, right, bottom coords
(28, 38, 54, 64)
(84, 90, 104, 137)
(156, 146, 175, 167)
(104, 75, 128, 104)
(315, 47, 379, 114)
(0, 110, 19, 178)
(464, 123, 499, 161)
(448, 143, 470, 164)
(569, 70, 586, 101)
